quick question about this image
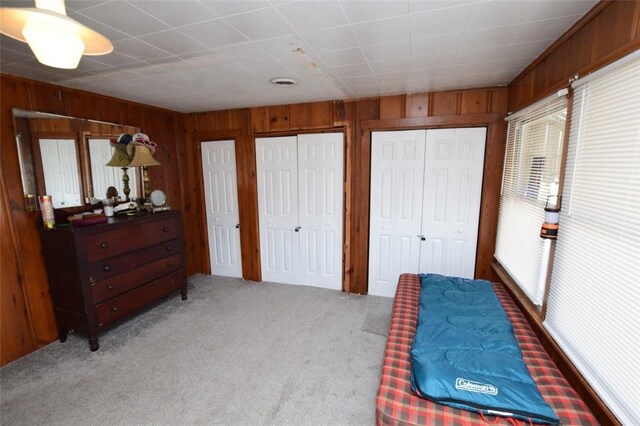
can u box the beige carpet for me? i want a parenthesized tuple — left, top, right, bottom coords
(1, 275, 393, 425)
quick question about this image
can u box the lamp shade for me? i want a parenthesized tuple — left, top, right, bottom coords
(0, 0, 113, 69)
(105, 144, 131, 167)
(128, 145, 161, 167)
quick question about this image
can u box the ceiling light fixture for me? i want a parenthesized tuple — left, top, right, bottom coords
(270, 77, 297, 86)
(0, 0, 113, 69)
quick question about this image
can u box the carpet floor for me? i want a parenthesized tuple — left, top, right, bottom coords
(1, 275, 393, 426)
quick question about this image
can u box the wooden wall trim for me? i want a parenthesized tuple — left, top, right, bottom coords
(492, 261, 620, 426)
(508, 0, 640, 112)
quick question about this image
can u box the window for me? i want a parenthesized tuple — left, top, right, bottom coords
(495, 95, 567, 305)
(544, 52, 640, 424)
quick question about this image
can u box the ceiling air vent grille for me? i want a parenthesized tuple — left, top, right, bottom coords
(270, 77, 297, 86)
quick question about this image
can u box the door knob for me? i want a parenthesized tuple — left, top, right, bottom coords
(417, 235, 426, 241)
(235, 224, 240, 229)
(295, 226, 301, 232)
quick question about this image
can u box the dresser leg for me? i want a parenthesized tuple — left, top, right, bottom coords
(58, 328, 68, 343)
(181, 287, 188, 300)
(89, 337, 99, 352)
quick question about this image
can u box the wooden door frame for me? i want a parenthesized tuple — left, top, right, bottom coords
(355, 113, 506, 294)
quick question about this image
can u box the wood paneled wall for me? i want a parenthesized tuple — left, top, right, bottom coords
(0, 74, 184, 366)
(509, 0, 640, 112)
(181, 88, 509, 294)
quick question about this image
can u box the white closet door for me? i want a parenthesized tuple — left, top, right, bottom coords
(419, 128, 486, 278)
(369, 130, 426, 297)
(297, 133, 344, 290)
(256, 136, 300, 284)
(39, 138, 81, 208)
(201, 140, 243, 278)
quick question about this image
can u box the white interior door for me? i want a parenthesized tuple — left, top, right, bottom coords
(368, 128, 486, 297)
(369, 130, 426, 297)
(297, 133, 344, 290)
(201, 140, 243, 278)
(419, 128, 486, 278)
(256, 136, 300, 284)
(39, 138, 81, 208)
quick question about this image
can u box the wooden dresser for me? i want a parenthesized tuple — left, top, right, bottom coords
(40, 211, 188, 351)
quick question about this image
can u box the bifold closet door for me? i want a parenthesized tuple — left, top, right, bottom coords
(256, 134, 344, 289)
(368, 131, 426, 297)
(201, 140, 242, 278)
(420, 128, 486, 279)
(368, 128, 486, 297)
(256, 136, 300, 284)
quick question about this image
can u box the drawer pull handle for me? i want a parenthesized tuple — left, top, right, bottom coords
(168, 262, 174, 267)
(103, 265, 110, 272)
(163, 226, 170, 232)
(166, 246, 173, 251)
(107, 285, 114, 290)
(111, 306, 118, 312)
(100, 242, 108, 249)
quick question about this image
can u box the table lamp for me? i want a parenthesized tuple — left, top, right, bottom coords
(128, 144, 161, 206)
(105, 143, 132, 201)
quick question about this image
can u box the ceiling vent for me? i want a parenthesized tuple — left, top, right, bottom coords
(270, 77, 297, 86)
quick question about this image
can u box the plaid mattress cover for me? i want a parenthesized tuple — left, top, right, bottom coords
(375, 274, 598, 426)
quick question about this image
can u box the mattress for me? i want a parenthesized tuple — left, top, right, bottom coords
(376, 274, 598, 426)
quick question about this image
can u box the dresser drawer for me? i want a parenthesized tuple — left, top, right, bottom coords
(84, 216, 179, 262)
(95, 269, 185, 328)
(88, 239, 181, 283)
(91, 254, 181, 303)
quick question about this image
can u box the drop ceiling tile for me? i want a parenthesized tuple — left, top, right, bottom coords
(528, 0, 598, 22)
(0, 47, 33, 64)
(276, 1, 348, 33)
(351, 16, 410, 45)
(255, 36, 309, 58)
(362, 40, 411, 63)
(329, 62, 373, 78)
(209, 63, 259, 81)
(242, 59, 294, 76)
(129, 1, 218, 27)
(411, 33, 462, 57)
(75, 2, 170, 37)
(409, 0, 481, 14)
(466, 1, 537, 30)
(409, 5, 474, 38)
(0, 35, 29, 51)
(369, 58, 411, 74)
(113, 38, 173, 61)
(199, 0, 272, 18)
(511, 15, 582, 44)
(340, 0, 408, 24)
(215, 42, 273, 63)
(459, 25, 520, 49)
(275, 53, 325, 73)
(66, 12, 132, 42)
(318, 47, 367, 67)
(411, 52, 457, 69)
(223, 8, 296, 40)
(300, 26, 359, 52)
(65, 1, 112, 13)
(454, 46, 502, 65)
(139, 29, 210, 55)
(178, 19, 249, 49)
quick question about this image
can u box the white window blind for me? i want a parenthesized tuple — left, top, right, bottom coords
(544, 52, 640, 425)
(495, 95, 567, 305)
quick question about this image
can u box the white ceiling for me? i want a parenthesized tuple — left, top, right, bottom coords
(0, 0, 597, 113)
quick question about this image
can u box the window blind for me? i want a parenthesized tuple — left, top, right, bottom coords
(544, 52, 640, 424)
(495, 95, 567, 305)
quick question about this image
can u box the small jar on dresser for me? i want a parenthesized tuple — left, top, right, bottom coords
(39, 211, 188, 351)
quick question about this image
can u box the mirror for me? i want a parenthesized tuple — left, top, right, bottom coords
(12, 108, 141, 210)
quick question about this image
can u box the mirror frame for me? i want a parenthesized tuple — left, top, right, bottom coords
(12, 108, 141, 210)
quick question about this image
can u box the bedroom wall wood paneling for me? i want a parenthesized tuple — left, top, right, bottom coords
(0, 74, 185, 366)
(508, 0, 640, 112)
(181, 89, 509, 295)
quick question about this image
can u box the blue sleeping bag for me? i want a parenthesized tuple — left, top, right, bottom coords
(410, 274, 560, 424)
